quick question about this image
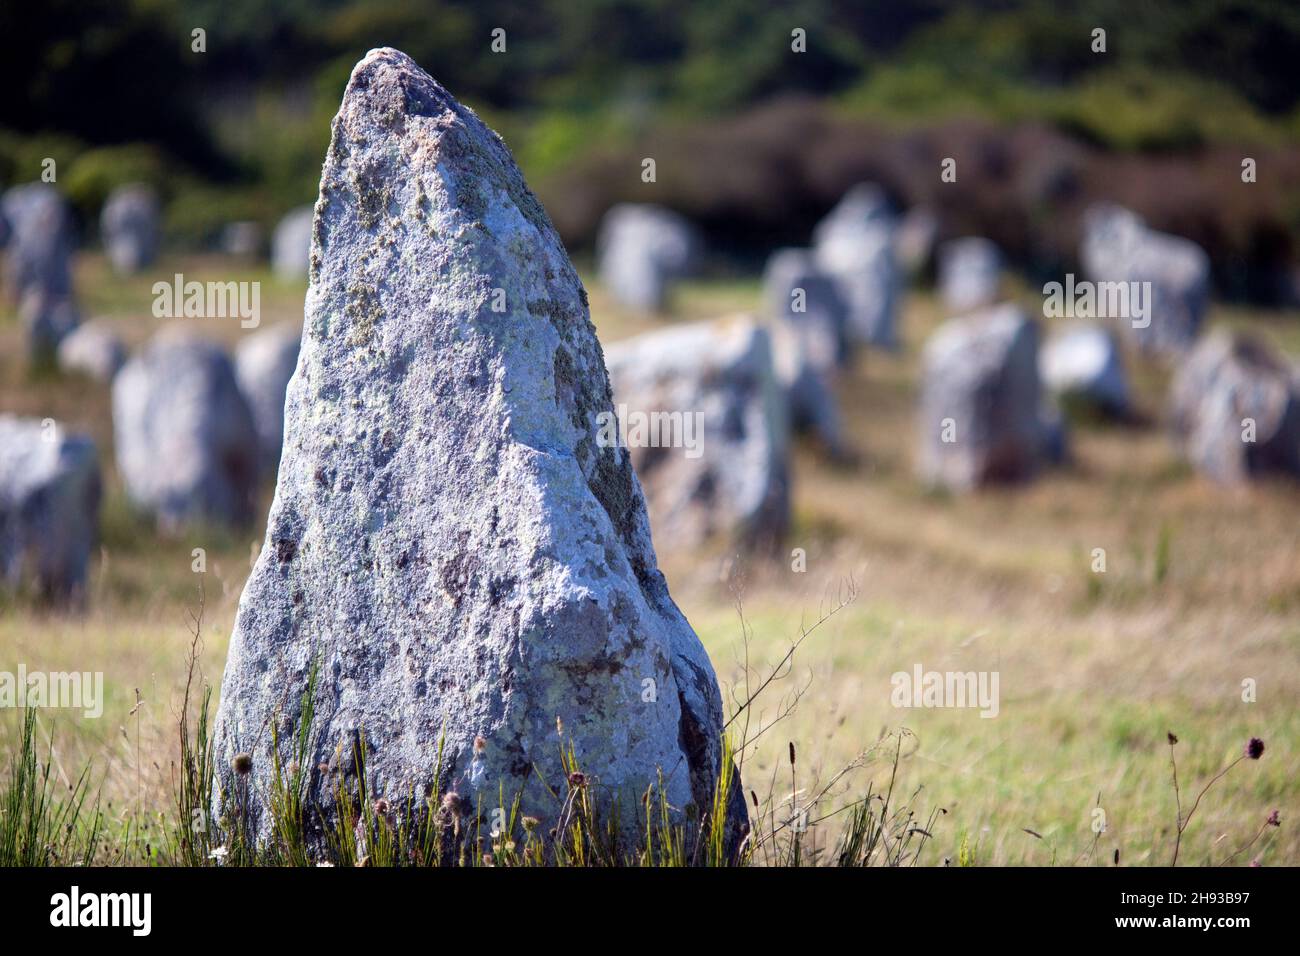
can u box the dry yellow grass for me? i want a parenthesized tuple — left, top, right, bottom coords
(1, 254, 1296, 865)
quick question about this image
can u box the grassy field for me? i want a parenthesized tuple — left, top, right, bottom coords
(1, 254, 1297, 865)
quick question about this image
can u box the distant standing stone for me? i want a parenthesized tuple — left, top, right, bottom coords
(763, 247, 849, 365)
(57, 319, 127, 383)
(3, 183, 79, 360)
(605, 316, 791, 548)
(1170, 330, 1300, 483)
(768, 316, 846, 458)
(1080, 203, 1210, 357)
(112, 330, 259, 531)
(596, 203, 698, 311)
(220, 221, 263, 258)
(895, 206, 939, 278)
(234, 322, 301, 471)
(0, 416, 101, 600)
(1, 183, 75, 304)
(813, 183, 899, 348)
(271, 205, 314, 281)
(919, 304, 1053, 490)
(19, 288, 80, 363)
(939, 237, 1002, 314)
(1040, 322, 1129, 417)
(101, 183, 160, 274)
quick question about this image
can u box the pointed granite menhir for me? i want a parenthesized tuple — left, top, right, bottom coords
(212, 48, 744, 853)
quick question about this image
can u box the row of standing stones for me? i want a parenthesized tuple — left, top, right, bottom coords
(1, 48, 1296, 853)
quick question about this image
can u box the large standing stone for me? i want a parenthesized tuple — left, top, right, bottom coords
(605, 316, 790, 549)
(271, 205, 314, 281)
(1040, 322, 1129, 417)
(234, 322, 301, 472)
(918, 304, 1053, 490)
(813, 183, 899, 348)
(596, 203, 697, 312)
(212, 49, 743, 854)
(112, 330, 259, 531)
(939, 237, 1002, 314)
(0, 416, 101, 600)
(100, 183, 160, 274)
(57, 319, 127, 383)
(1169, 330, 1300, 483)
(1080, 203, 1210, 356)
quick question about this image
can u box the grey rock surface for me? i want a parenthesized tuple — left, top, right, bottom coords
(605, 316, 790, 549)
(918, 304, 1051, 490)
(101, 183, 160, 274)
(57, 319, 127, 383)
(235, 322, 302, 471)
(813, 183, 899, 348)
(212, 49, 743, 853)
(1080, 203, 1210, 356)
(596, 203, 697, 311)
(1170, 330, 1300, 483)
(1040, 322, 1129, 416)
(112, 330, 259, 531)
(0, 416, 101, 600)
(939, 237, 1002, 314)
(271, 205, 314, 281)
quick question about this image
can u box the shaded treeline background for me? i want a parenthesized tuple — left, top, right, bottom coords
(3, 0, 1300, 300)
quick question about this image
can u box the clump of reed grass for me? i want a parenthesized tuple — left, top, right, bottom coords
(0, 707, 102, 866)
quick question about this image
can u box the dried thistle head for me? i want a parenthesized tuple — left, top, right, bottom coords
(231, 752, 253, 776)
(521, 815, 539, 831)
(373, 798, 390, 816)
(1245, 737, 1265, 760)
(567, 771, 586, 788)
